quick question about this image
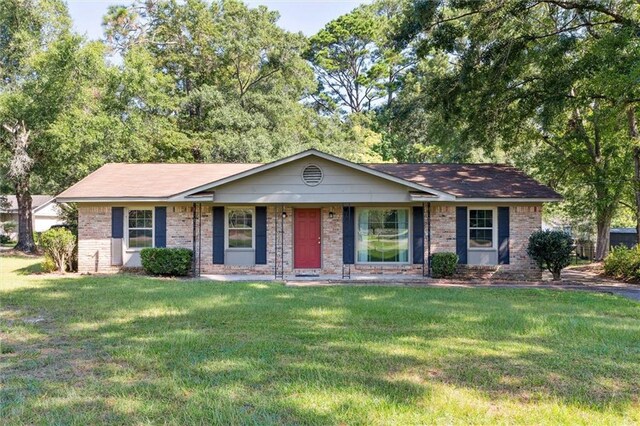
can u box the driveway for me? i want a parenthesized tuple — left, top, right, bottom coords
(552, 267, 640, 301)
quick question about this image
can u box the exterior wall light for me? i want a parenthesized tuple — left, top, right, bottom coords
(329, 211, 334, 219)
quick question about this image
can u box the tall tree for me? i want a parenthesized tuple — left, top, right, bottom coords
(103, 0, 352, 163)
(306, 0, 413, 114)
(0, 0, 108, 252)
(396, 0, 640, 258)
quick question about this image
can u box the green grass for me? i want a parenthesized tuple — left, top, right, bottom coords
(1, 255, 639, 425)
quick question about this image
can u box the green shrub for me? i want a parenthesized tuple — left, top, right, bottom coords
(603, 245, 640, 280)
(33, 232, 41, 247)
(41, 255, 57, 273)
(431, 252, 459, 278)
(527, 230, 574, 280)
(140, 248, 193, 276)
(0, 234, 12, 244)
(2, 221, 16, 234)
(39, 228, 76, 273)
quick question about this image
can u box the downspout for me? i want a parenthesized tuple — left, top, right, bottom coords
(198, 203, 202, 278)
(422, 202, 426, 277)
(427, 202, 432, 277)
(274, 206, 278, 279)
(192, 202, 197, 277)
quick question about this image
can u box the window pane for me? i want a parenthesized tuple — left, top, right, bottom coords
(228, 209, 253, 229)
(129, 229, 153, 248)
(357, 208, 409, 263)
(229, 229, 252, 248)
(469, 210, 494, 248)
(470, 229, 493, 248)
(129, 210, 152, 229)
(128, 210, 137, 228)
(470, 210, 493, 229)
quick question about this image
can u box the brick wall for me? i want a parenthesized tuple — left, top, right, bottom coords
(77, 202, 543, 279)
(430, 205, 457, 254)
(77, 205, 119, 273)
(493, 205, 542, 279)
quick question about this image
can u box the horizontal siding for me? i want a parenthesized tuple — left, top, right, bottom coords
(213, 157, 415, 203)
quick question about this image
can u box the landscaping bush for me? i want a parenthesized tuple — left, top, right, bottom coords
(140, 248, 193, 276)
(41, 254, 57, 273)
(603, 245, 640, 280)
(431, 252, 459, 278)
(527, 230, 574, 280)
(2, 220, 16, 235)
(39, 228, 76, 273)
(0, 234, 12, 244)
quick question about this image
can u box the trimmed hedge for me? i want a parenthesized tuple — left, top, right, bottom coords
(603, 245, 640, 281)
(527, 230, 574, 281)
(431, 252, 458, 278)
(140, 248, 193, 276)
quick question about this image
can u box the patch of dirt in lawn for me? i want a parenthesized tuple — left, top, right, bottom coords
(565, 262, 640, 286)
(566, 262, 605, 275)
(0, 306, 109, 397)
(0, 249, 42, 257)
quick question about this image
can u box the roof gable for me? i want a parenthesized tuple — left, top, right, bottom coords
(173, 150, 452, 200)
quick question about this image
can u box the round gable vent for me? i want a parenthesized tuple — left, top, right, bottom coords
(302, 164, 323, 186)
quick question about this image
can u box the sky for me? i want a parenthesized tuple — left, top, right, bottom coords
(67, 0, 371, 40)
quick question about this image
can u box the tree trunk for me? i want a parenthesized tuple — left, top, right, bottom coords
(595, 212, 612, 261)
(627, 107, 640, 245)
(3, 121, 36, 253)
(551, 270, 561, 281)
(14, 181, 36, 253)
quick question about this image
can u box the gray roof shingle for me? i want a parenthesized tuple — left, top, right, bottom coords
(55, 156, 560, 201)
(366, 163, 561, 199)
(1, 195, 54, 212)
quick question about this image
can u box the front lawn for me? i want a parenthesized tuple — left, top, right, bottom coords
(1, 255, 639, 424)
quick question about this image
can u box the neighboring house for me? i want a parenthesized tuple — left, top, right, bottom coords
(0, 195, 63, 239)
(56, 149, 561, 279)
(610, 228, 637, 249)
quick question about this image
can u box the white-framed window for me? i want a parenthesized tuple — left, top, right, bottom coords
(468, 208, 495, 249)
(127, 209, 153, 249)
(226, 207, 254, 249)
(356, 208, 410, 263)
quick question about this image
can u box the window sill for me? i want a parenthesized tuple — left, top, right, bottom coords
(125, 248, 151, 253)
(468, 247, 496, 252)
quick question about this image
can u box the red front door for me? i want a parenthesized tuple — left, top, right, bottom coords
(294, 208, 321, 269)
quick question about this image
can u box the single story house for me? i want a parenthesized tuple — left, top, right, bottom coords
(56, 150, 561, 279)
(0, 195, 63, 239)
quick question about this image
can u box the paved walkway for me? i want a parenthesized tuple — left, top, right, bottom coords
(203, 267, 640, 301)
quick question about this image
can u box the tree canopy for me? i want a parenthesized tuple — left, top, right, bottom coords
(1, 0, 638, 256)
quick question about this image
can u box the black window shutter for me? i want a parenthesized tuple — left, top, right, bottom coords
(412, 206, 424, 264)
(255, 206, 267, 264)
(213, 207, 225, 264)
(154, 207, 166, 248)
(111, 207, 124, 238)
(456, 206, 468, 264)
(342, 206, 355, 264)
(498, 207, 510, 265)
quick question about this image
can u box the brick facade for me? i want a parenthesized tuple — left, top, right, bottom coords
(77, 205, 120, 273)
(77, 203, 543, 279)
(496, 205, 542, 279)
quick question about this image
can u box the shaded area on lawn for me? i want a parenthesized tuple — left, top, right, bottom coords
(1, 255, 640, 424)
